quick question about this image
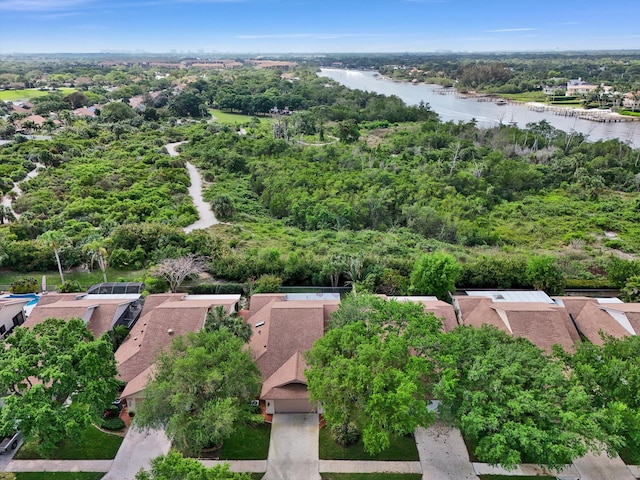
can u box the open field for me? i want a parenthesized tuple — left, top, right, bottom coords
(0, 88, 75, 102)
(209, 108, 265, 124)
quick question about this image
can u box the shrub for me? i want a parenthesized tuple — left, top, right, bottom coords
(10, 277, 38, 294)
(253, 274, 282, 294)
(526, 256, 565, 294)
(59, 280, 83, 293)
(184, 283, 245, 294)
(101, 417, 125, 431)
(329, 423, 360, 446)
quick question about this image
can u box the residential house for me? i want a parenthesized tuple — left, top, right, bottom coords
(247, 293, 340, 414)
(452, 291, 580, 352)
(623, 92, 640, 110)
(0, 297, 28, 339)
(566, 78, 613, 96)
(554, 297, 639, 344)
(387, 296, 459, 332)
(24, 292, 142, 338)
(117, 294, 240, 411)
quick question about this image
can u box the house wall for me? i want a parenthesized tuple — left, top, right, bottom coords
(0, 303, 27, 339)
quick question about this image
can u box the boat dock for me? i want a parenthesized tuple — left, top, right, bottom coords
(526, 102, 640, 122)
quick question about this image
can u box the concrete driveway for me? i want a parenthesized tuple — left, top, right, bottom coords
(415, 422, 479, 480)
(262, 414, 321, 480)
(101, 426, 171, 480)
(0, 435, 23, 471)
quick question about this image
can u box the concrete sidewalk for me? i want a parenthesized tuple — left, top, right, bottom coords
(200, 460, 267, 472)
(573, 453, 636, 480)
(6, 460, 112, 472)
(320, 460, 422, 473)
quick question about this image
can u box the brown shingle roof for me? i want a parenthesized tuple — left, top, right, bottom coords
(25, 297, 133, 337)
(556, 297, 635, 345)
(454, 296, 579, 352)
(246, 296, 339, 401)
(115, 295, 238, 384)
(260, 351, 307, 398)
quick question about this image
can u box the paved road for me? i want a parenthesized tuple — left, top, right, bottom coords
(0, 436, 23, 471)
(263, 414, 321, 480)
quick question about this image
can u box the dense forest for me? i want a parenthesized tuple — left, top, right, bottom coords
(1, 59, 640, 294)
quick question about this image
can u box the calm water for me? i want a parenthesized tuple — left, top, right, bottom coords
(319, 68, 640, 147)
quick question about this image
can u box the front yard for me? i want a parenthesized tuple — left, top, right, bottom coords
(14, 425, 123, 460)
(319, 427, 419, 461)
(15, 474, 104, 480)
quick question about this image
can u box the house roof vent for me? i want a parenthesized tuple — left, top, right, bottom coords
(167, 328, 174, 335)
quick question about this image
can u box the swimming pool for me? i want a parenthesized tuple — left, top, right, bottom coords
(6, 294, 39, 306)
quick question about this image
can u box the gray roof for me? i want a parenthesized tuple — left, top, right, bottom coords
(465, 290, 554, 304)
(285, 293, 340, 301)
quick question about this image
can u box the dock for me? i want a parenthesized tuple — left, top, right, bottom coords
(526, 102, 640, 123)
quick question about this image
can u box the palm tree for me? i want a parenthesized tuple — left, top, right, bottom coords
(204, 305, 251, 342)
(37, 230, 69, 284)
(0, 205, 16, 224)
(83, 239, 109, 283)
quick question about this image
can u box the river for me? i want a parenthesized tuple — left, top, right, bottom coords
(318, 69, 640, 147)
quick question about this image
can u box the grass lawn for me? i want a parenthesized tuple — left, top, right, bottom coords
(209, 108, 264, 125)
(321, 475, 422, 480)
(0, 88, 75, 102)
(620, 445, 640, 465)
(218, 423, 271, 460)
(16, 474, 104, 480)
(500, 92, 547, 103)
(478, 477, 556, 480)
(0, 268, 146, 291)
(14, 426, 123, 460)
(319, 427, 419, 461)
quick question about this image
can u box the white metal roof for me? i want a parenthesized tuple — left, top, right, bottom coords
(465, 290, 554, 304)
(285, 293, 340, 301)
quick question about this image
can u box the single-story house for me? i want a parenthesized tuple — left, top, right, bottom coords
(24, 292, 142, 338)
(555, 296, 639, 344)
(247, 293, 340, 414)
(452, 291, 580, 352)
(387, 295, 459, 331)
(117, 294, 240, 412)
(0, 297, 28, 339)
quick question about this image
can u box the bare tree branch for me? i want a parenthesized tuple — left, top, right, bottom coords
(152, 255, 208, 293)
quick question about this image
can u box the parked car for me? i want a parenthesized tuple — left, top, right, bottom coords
(0, 430, 21, 454)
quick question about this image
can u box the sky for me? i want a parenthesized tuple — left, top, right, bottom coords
(0, 0, 639, 54)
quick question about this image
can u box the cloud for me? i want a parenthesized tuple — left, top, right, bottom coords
(0, 0, 94, 11)
(485, 28, 537, 33)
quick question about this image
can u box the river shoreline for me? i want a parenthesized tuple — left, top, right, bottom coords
(319, 68, 640, 146)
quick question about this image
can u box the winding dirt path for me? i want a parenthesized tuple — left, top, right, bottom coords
(165, 142, 219, 232)
(1, 162, 44, 220)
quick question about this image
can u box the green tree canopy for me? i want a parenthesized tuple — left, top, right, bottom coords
(305, 293, 442, 455)
(559, 334, 640, 463)
(525, 255, 565, 294)
(134, 329, 261, 456)
(434, 325, 614, 470)
(135, 450, 252, 480)
(101, 101, 136, 122)
(409, 251, 461, 300)
(0, 318, 120, 455)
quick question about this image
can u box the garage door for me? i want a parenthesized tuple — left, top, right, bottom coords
(274, 399, 316, 413)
